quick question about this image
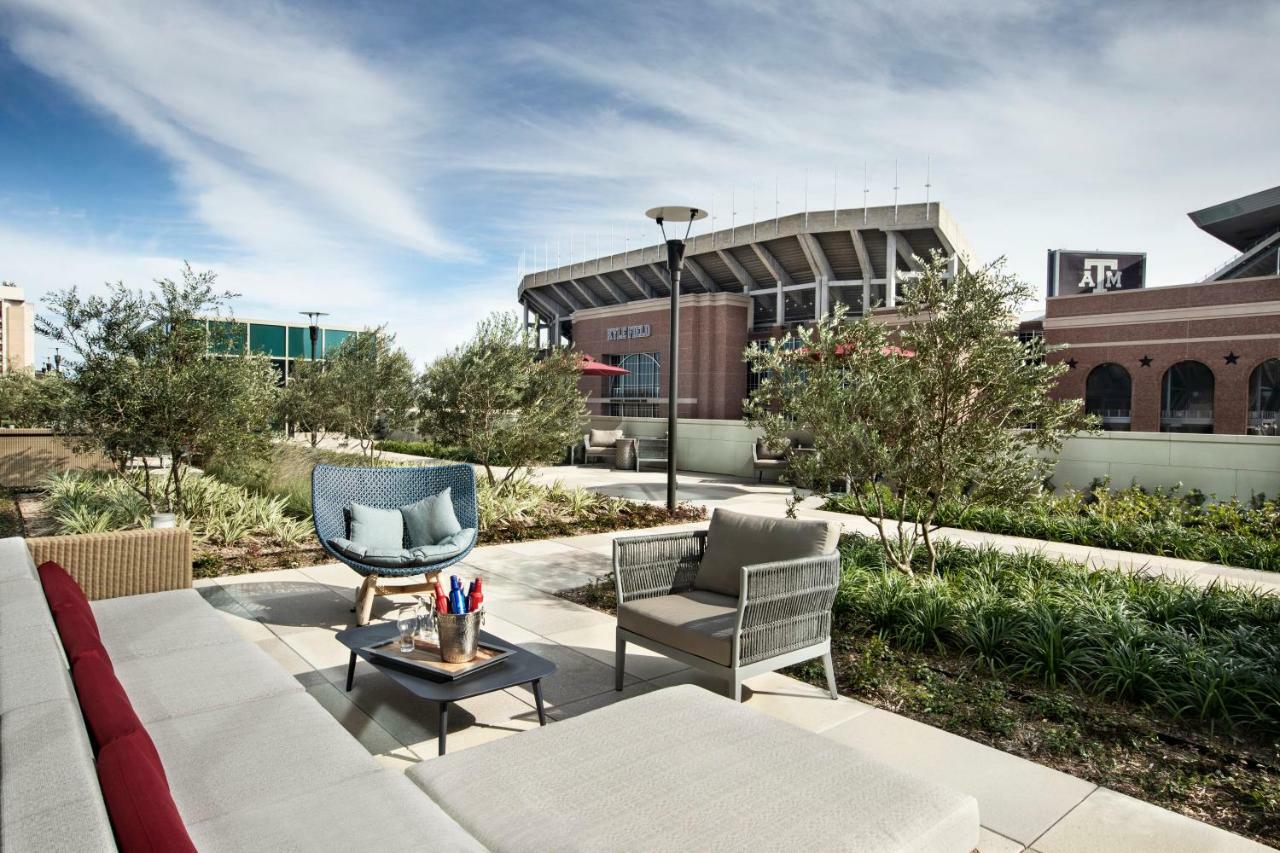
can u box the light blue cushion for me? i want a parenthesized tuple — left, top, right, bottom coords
(328, 529, 476, 569)
(400, 488, 463, 548)
(349, 503, 404, 549)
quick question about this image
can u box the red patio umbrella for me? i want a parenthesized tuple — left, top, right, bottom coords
(578, 354, 630, 376)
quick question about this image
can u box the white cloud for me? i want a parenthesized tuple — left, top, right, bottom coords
(4, 0, 460, 260)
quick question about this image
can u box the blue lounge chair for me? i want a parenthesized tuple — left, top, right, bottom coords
(312, 463, 479, 624)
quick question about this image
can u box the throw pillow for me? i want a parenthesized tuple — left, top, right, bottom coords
(97, 732, 196, 853)
(38, 560, 96, 621)
(348, 503, 404, 549)
(400, 487, 463, 547)
(588, 428, 623, 448)
(54, 606, 109, 667)
(693, 509, 841, 597)
(71, 651, 165, 774)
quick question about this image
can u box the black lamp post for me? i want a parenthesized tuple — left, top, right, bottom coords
(645, 205, 707, 514)
(52, 347, 62, 375)
(298, 311, 329, 445)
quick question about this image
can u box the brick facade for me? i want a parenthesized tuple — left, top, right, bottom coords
(571, 293, 752, 419)
(1043, 275, 1280, 435)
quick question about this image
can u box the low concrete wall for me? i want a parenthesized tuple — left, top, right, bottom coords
(1046, 432, 1280, 499)
(589, 417, 1280, 500)
(0, 429, 112, 489)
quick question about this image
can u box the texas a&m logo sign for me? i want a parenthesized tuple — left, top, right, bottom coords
(1047, 250, 1146, 297)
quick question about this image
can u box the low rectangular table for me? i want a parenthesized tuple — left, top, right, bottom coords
(334, 621, 556, 755)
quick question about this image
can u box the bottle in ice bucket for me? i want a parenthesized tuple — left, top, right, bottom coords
(434, 579, 448, 614)
(468, 577, 484, 613)
(449, 576, 467, 614)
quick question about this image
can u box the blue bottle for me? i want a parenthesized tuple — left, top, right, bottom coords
(449, 576, 467, 614)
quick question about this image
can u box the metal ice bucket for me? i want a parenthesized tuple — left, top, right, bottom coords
(436, 609, 485, 663)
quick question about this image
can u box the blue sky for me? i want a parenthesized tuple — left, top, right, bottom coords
(2, 0, 1277, 366)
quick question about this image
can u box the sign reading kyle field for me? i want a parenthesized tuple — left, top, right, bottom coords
(1046, 250, 1146, 297)
(606, 324, 651, 341)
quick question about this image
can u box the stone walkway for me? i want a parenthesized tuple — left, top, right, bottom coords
(528, 464, 1280, 593)
(196, 524, 1271, 852)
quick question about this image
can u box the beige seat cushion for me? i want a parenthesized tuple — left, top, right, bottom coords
(693, 509, 840, 597)
(587, 428, 623, 449)
(617, 590, 737, 665)
(407, 684, 980, 853)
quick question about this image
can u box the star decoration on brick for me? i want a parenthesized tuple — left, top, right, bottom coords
(1065, 357, 1078, 370)
(1139, 355, 1153, 367)
(1224, 352, 1239, 365)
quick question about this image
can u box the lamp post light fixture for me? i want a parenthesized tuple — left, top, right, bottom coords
(298, 311, 329, 446)
(644, 205, 707, 514)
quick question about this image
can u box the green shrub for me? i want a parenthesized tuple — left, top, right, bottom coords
(44, 470, 310, 548)
(375, 439, 475, 462)
(837, 534, 1280, 733)
(827, 481, 1280, 572)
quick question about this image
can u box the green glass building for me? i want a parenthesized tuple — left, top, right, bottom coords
(202, 316, 365, 383)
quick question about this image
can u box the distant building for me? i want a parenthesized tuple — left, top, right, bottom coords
(517, 202, 971, 419)
(1042, 186, 1280, 435)
(0, 283, 36, 373)
(201, 316, 365, 384)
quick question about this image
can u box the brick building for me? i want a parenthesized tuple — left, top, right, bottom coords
(1042, 187, 1280, 436)
(518, 202, 970, 420)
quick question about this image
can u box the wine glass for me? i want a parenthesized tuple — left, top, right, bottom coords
(414, 595, 437, 644)
(395, 608, 417, 653)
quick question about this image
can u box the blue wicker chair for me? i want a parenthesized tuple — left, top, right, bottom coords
(312, 463, 479, 625)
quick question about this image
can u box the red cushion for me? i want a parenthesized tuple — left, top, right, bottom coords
(96, 732, 195, 853)
(71, 651, 165, 773)
(54, 605, 108, 666)
(38, 560, 91, 615)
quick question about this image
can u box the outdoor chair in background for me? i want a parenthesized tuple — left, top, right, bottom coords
(582, 428, 624, 464)
(613, 508, 842, 702)
(312, 463, 478, 625)
(751, 430, 814, 481)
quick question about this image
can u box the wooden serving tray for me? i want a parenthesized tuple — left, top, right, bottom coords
(362, 637, 513, 681)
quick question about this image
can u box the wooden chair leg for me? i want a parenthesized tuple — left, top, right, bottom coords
(356, 573, 379, 626)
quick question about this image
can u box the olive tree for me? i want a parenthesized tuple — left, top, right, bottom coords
(0, 371, 74, 428)
(37, 265, 280, 514)
(745, 254, 1091, 575)
(418, 312, 586, 487)
(279, 358, 341, 448)
(322, 327, 417, 461)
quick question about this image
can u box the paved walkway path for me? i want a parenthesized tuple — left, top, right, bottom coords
(526, 464, 1280, 593)
(198, 522, 1270, 852)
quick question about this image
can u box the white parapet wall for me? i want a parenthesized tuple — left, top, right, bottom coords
(1044, 431, 1280, 500)
(588, 416, 1280, 500)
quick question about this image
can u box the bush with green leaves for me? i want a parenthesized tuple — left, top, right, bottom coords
(44, 470, 311, 548)
(836, 535, 1280, 733)
(374, 438, 475, 462)
(827, 479, 1280, 572)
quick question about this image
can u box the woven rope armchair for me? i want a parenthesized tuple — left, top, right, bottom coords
(613, 519, 841, 702)
(312, 463, 478, 625)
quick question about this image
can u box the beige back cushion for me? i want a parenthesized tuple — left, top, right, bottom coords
(755, 437, 791, 460)
(588, 429, 623, 448)
(693, 509, 841, 597)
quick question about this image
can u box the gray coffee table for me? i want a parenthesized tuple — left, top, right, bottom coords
(335, 621, 555, 755)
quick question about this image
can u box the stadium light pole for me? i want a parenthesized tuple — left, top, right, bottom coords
(299, 311, 329, 446)
(645, 205, 707, 514)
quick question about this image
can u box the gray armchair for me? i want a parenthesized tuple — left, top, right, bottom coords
(613, 509, 841, 702)
(751, 430, 815, 482)
(582, 428, 624, 464)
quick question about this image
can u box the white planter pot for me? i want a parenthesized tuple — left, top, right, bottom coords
(151, 512, 177, 529)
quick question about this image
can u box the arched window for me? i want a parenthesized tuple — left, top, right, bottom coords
(1161, 360, 1214, 433)
(1248, 358, 1280, 435)
(1084, 363, 1131, 430)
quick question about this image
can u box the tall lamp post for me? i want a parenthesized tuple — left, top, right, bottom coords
(645, 205, 707, 514)
(299, 311, 329, 446)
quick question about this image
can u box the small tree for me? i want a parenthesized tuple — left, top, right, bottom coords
(418, 312, 586, 487)
(279, 357, 341, 448)
(745, 254, 1091, 575)
(323, 327, 417, 461)
(37, 265, 280, 514)
(0, 371, 74, 428)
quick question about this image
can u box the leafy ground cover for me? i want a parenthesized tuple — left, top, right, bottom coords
(560, 535, 1280, 844)
(826, 481, 1280, 572)
(40, 445, 705, 577)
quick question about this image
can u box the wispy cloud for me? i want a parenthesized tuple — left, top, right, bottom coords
(4, 0, 457, 260)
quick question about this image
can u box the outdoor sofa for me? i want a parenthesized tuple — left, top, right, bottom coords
(1, 527, 980, 852)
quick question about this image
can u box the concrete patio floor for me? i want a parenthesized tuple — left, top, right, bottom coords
(197, 525, 1271, 852)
